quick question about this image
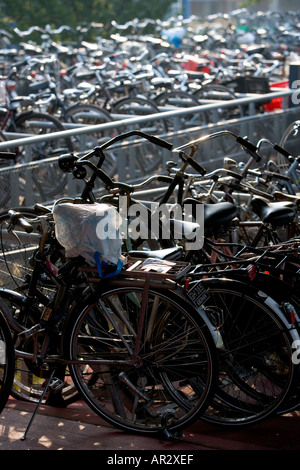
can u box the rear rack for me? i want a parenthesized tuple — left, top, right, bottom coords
(192, 238, 300, 282)
(78, 257, 192, 282)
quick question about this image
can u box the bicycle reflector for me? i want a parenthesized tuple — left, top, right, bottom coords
(246, 264, 257, 281)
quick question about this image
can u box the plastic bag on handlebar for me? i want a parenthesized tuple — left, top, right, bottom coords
(53, 203, 126, 279)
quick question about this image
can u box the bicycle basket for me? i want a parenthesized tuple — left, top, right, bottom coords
(53, 202, 126, 278)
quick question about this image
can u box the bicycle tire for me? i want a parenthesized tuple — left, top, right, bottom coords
(279, 119, 300, 172)
(111, 97, 167, 175)
(0, 300, 15, 414)
(0, 130, 14, 208)
(197, 278, 300, 426)
(0, 286, 81, 407)
(64, 283, 218, 435)
(11, 111, 74, 200)
(64, 103, 118, 178)
(12, 110, 73, 159)
(194, 84, 244, 122)
(154, 90, 207, 131)
(0, 206, 50, 290)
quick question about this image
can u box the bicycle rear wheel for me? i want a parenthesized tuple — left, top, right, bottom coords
(64, 104, 118, 178)
(0, 288, 80, 407)
(0, 300, 15, 414)
(65, 284, 218, 435)
(0, 207, 42, 290)
(154, 90, 207, 131)
(197, 278, 300, 426)
(111, 97, 168, 175)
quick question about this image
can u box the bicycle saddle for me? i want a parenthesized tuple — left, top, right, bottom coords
(183, 198, 238, 236)
(128, 246, 183, 260)
(251, 197, 297, 225)
(273, 191, 300, 206)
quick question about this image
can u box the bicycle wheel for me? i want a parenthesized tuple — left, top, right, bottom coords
(0, 289, 80, 407)
(13, 110, 73, 160)
(12, 111, 74, 199)
(0, 300, 15, 414)
(0, 207, 42, 290)
(111, 97, 168, 175)
(197, 278, 300, 426)
(64, 104, 118, 177)
(65, 284, 218, 435)
(194, 84, 244, 122)
(279, 120, 300, 171)
(0, 131, 15, 208)
(154, 90, 207, 131)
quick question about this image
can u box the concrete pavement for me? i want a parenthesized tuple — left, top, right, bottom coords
(0, 396, 300, 451)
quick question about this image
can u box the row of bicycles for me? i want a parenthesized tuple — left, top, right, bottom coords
(0, 119, 300, 440)
(0, 8, 297, 167)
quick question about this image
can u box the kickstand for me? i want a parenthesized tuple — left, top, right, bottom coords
(21, 369, 56, 441)
(159, 411, 184, 442)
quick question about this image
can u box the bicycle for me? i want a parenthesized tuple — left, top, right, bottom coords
(56, 137, 300, 426)
(0, 80, 74, 201)
(0, 208, 219, 438)
(2, 132, 300, 428)
(0, 131, 201, 407)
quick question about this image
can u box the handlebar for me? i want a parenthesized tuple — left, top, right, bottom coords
(8, 210, 35, 233)
(59, 129, 172, 174)
(58, 130, 174, 195)
(173, 131, 262, 164)
(256, 138, 293, 161)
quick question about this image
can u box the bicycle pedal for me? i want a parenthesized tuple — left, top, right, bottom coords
(48, 377, 65, 393)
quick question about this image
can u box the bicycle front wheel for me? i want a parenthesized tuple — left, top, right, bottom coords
(65, 284, 217, 435)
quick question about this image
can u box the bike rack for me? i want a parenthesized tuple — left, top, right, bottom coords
(0, 88, 298, 209)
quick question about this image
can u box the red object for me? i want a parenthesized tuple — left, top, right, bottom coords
(263, 81, 288, 111)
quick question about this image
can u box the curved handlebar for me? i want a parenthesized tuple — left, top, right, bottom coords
(257, 138, 293, 161)
(173, 131, 261, 163)
(8, 210, 34, 233)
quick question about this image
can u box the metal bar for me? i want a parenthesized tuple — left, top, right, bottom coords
(0, 89, 294, 150)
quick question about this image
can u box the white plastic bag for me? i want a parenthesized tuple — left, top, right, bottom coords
(53, 202, 126, 277)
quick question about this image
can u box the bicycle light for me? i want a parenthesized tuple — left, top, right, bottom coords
(58, 153, 78, 172)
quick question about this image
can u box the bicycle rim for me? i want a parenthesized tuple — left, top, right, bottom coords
(66, 286, 217, 435)
(0, 300, 15, 414)
(0, 290, 80, 406)
(198, 278, 299, 426)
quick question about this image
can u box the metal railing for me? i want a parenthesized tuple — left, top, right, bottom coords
(0, 88, 298, 209)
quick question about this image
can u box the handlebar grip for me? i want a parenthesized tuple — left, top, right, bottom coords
(156, 175, 174, 184)
(179, 152, 206, 176)
(236, 137, 261, 162)
(8, 210, 34, 233)
(0, 152, 16, 160)
(187, 158, 206, 176)
(273, 144, 291, 160)
(264, 170, 291, 181)
(145, 134, 172, 150)
(224, 170, 243, 180)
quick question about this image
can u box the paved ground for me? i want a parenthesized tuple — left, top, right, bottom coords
(0, 396, 300, 452)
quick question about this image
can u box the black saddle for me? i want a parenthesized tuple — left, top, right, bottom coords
(128, 246, 183, 260)
(183, 198, 238, 236)
(251, 197, 297, 225)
